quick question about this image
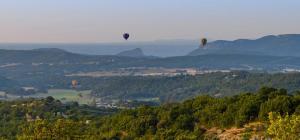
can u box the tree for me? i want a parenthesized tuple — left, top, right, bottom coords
(17, 119, 99, 140)
(259, 96, 294, 120)
(267, 112, 300, 140)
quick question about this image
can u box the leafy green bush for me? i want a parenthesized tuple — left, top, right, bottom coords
(267, 112, 300, 140)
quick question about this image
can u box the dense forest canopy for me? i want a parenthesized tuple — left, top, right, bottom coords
(1, 87, 299, 139)
(3, 71, 300, 103)
(89, 71, 300, 102)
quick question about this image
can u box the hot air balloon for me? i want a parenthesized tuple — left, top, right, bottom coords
(71, 80, 78, 88)
(201, 38, 208, 47)
(123, 33, 130, 40)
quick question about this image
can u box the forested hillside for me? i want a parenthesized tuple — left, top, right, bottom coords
(1, 87, 299, 139)
(3, 70, 300, 105)
(91, 71, 300, 102)
(0, 96, 117, 139)
(1, 48, 300, 81)
(0, 76, 19, 90)
(4, 71, 300, 102)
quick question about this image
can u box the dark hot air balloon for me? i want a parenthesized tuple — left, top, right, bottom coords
(201, 38, 207, 47)
(123, 33, 130, 40)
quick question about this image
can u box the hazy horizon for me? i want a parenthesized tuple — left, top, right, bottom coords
(0, 33, 299, 44)
(1, 0, 300, 43)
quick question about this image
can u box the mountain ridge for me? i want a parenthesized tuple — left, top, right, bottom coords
(188, 34, 300, 57)
(1, 48, 300, 71)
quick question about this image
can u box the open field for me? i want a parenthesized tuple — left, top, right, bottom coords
(28, 89, 93, 104)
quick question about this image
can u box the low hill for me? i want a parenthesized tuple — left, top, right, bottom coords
(116, 48, 146, 58)
(0, 48, 143, 64)
(0, 49, 151, 84)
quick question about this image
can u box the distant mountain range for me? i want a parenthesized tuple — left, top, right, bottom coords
(0, 39, 199, 57)
(0, 48, 300, 72)
(188, 34, 300, 57)
(0, 34, 300, 74)
(1, 34, 300, 57)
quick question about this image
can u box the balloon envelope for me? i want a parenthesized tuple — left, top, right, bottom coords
(71, 80, 78, 88)
(201, 38, 207, 47)
(123, 33, 130, 40)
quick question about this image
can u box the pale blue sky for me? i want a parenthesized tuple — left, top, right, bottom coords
(0, 0, 299, 43)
